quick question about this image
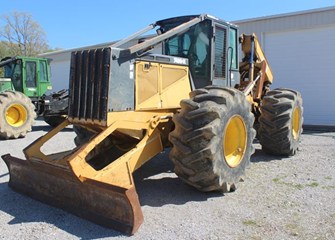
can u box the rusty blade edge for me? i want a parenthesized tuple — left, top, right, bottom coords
(1, 154, 144, 235)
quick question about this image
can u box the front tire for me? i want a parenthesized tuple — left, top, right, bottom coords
(169, 86, 255, 192)
(0, 91, 36, 139)
(258, 88, 303, 156)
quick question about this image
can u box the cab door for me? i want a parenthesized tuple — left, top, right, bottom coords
(37, 59, 52, 95)
(23, 60, 38, 97)
(22, 58, 52, 97)
(211, 23, 239, 87)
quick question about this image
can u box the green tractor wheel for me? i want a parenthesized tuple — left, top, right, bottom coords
(0, 91, 36, 139)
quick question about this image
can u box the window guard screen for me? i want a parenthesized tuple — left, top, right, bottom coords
(214, 26, 227, 79)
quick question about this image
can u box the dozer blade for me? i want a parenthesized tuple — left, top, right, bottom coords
(1, 113, 170, 235)
(1, 154, 143, 235)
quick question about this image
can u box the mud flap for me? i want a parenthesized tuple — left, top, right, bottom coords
(1, 154, 143, 235)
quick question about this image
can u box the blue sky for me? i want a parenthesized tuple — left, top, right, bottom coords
(1, 0, 334, 50)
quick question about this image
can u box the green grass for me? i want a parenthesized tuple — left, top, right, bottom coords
(272, 178, 280, 183)
(272, 176, 304, 189)
(322, 185, 335, 190)
(243, 220, 258, 227)
(272, 177, 323, 190)
(306, 182, 319, 187)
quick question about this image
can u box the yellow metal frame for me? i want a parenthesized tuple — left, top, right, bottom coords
(23, 59, 192, 194)
(24, 111, 175, 190)
(240, 34, 274, 105)
(240, 34, 273, 84)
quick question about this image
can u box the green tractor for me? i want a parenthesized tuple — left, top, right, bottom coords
(0, 56, 68, 139)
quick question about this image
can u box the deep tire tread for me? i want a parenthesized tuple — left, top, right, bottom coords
(169, 87, 255, 192)
(258, 88, 303, 156)
(0, 91, 36, 139)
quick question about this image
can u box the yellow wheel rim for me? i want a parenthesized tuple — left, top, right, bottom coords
(223, 115, 247, 168)
(292, 107, 301, 140)
(5, 104, 27, 127)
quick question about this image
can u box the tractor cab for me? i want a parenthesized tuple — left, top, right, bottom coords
(0, 56, 52, 97)
(156, 15, 239, 88)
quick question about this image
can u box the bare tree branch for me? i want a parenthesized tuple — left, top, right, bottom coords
(0, 11, 49, 57)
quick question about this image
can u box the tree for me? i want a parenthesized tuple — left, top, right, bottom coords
(0, 41, 10, 58)
(0, 11, 49, 58)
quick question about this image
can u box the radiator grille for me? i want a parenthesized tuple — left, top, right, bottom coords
(68, 48, 111, 123)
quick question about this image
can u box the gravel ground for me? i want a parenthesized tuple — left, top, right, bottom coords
(0, 119, 334, 240)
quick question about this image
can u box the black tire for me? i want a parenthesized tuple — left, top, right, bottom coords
(73, 125, 95, 146)
(0, 91, 36, 139)
(169, 86, 256, 192)
(43, 112, 66, 127)
(258, 88, 303, 156)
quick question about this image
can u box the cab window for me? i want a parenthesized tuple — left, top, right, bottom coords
(164, 20, 211, 79)
(26, 61, 36, 88)
(39, 61, 48, 82)
(229, 28, 238, 70)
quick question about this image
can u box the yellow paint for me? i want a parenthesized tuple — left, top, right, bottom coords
(292, 107, 301, 140)
(135, 61, 191, 110)
(67, 112, 171, 188)
(223, 115, 247, 168)
(23, 60, 192, 193)
(5, 104, 27, 127)
(241, 34, 273, 84)
(24, 111, 174, 190)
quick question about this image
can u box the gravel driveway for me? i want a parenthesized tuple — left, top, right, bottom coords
(0, 119, 334, 240)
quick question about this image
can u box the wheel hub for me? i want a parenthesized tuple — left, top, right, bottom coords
(292, 106, 301, 140)
(5, 104, 27, 127)
(223, 115, 247, 168)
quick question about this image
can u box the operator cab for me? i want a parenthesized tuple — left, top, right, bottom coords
(0, 56, 52, 97)
(156, 15, 239, 88)
(0, 57, 23, 92)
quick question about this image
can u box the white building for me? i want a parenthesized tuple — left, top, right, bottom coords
(40, 7, 335, 127)
(234, 6, 335, 127)
(40, 42, 113, 92)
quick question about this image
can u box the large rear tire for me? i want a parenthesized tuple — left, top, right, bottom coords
(169, 86, 255, 192)
(0, 91, 36, 139)
(258, 88, 303, 156)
